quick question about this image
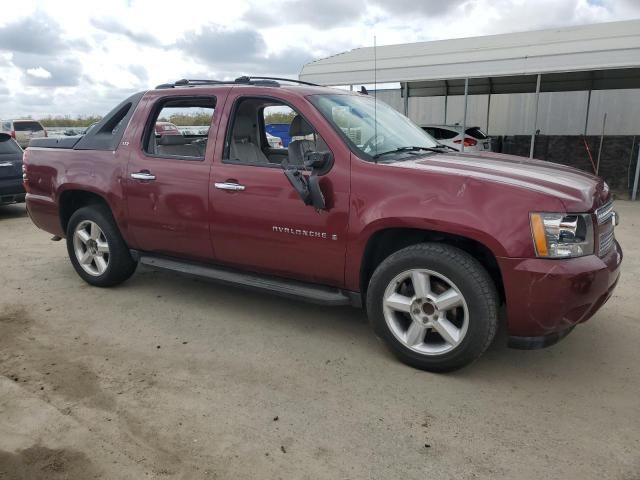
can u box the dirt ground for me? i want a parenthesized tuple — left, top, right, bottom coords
(0, 201, 638, 480)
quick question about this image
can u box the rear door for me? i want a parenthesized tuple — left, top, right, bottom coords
(124, 91, 228, 261)
(209, 93, 351, 287)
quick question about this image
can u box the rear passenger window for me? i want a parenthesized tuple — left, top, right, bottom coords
(465, 127, 488, 139)
(438, 128, 458, 140)
(143, 97, 216, 160)
(14, 121, 44, 132)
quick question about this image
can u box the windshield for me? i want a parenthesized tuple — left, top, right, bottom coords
(310, 94, 439, 160)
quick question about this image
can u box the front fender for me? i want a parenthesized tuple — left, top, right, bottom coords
(344, 157, 565, 291)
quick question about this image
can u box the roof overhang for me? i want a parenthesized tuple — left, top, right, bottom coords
(406, 68, 640, 97)
(299, 19, 640, 94)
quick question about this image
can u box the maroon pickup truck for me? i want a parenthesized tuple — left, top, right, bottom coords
(23, 76, 622, 371)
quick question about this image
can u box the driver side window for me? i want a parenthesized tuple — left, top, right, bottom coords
(223, 97, 329, 168)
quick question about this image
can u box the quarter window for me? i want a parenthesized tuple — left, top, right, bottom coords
(437, 128, 458, 140)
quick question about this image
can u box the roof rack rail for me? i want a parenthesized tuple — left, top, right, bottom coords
(234, 76, 320, 87)
(155, 78, 233, 89)
(155, 76, 320, 89)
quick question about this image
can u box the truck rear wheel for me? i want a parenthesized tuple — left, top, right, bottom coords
(366, 243, 498, 372)
(66, 205, 137, 287)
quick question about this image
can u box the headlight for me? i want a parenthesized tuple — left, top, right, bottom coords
(530, 213, 594, 258)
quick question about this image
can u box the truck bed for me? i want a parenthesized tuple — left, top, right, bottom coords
(30, 137, 83, 149)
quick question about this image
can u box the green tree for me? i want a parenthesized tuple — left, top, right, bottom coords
(38, 115, 103, 128)
(264, 112, 296, 124)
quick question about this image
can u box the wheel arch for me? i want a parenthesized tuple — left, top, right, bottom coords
(359, 227, 505, 304)
(58, 189, 114, 235)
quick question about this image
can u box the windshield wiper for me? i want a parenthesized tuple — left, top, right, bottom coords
(431, 144, 458, 152)
(372, 146, 443, 159)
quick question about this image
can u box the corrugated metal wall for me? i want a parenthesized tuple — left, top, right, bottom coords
(373, 88, 640, 135)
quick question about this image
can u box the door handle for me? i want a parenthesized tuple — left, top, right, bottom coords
(130, 171, 156, 181)
(0, 162, 12, 167)
(214, 182, 245, 191)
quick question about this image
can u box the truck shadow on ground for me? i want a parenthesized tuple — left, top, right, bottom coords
(0, 204, 27, 220)
(126, 266, 600, 382)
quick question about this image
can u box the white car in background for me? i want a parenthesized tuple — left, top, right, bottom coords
(421, 124, 491, 152)
(266, 132, 283, 149)
(0, 119, 48, 149)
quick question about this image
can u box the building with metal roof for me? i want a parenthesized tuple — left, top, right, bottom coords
(299, 20, 640, 198)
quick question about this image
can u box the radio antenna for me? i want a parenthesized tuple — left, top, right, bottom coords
(373, 35, 378, 159)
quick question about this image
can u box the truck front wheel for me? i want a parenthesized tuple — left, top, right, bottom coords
(66, 205, 137, 287)
(366, 243, 498, 372)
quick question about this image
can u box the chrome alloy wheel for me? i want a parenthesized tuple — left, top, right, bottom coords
(72, 220, 110, 276)
(382, 269, 469, 355)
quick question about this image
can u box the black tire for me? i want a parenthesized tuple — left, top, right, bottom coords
(66, 204, 137, 287)
(366, 243, 498, 372)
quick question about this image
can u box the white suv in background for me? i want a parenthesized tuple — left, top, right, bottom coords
(421, 124, 491, 152)
(1, 119, 47, 149)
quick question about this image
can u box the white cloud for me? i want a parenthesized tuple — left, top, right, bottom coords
(26, 67, 52, 79)
(0, 0, 638, 117)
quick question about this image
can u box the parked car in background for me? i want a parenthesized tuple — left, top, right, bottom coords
(0, 133, 25, 205)
(266, 132, 283, 149)
(63, 128, 84, 136)
(154, 122, 181, 136)
(421, 124, 491, 152)
(0, 119, 47, 149)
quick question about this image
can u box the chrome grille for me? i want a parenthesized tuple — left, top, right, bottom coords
(599, 229, 615, 256)
(596, 200, 615, 257)
(596, 201, 614, 225)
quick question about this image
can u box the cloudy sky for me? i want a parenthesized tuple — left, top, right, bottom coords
(0, 0, 639, 118)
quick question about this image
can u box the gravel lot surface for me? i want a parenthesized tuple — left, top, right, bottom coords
(0, 201, 638, 479)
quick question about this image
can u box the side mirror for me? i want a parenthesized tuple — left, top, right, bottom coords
(283, 150, 332, 211)
(304, 150, 333, 174)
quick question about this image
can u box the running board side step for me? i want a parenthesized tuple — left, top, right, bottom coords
(136, 254, 360, 307)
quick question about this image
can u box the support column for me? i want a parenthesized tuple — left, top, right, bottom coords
(529, 73, 541, 159)
(461, 78, 469, 153)
(632, 145, 640, 201)
(486, 93, 492, 136)
(596, 113, 607, 175)
(584, 89, 592, 136)
(403, 82, 409, 116)
(443, 80, 448, 124)
(486, 77, 492, 135)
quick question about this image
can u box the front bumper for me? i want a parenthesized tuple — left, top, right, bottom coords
(0, 178, 26, 204)
(498, 240, 622, 340)
(508, 326, 575, 350)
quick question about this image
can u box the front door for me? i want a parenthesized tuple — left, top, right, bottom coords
(124, 93, 222, 261)
(209, 94, 350, 287)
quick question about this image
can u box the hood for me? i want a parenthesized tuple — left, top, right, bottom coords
(388, 151, 608, 211)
